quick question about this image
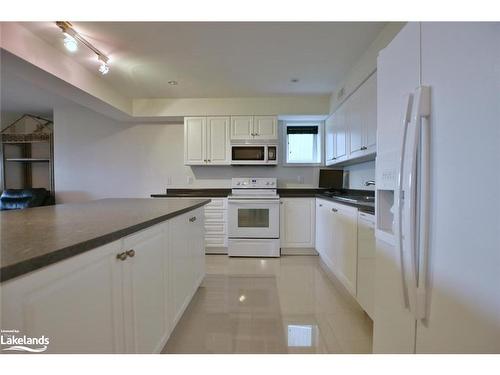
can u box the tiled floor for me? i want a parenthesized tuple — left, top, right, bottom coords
(162, 255, 373, 354)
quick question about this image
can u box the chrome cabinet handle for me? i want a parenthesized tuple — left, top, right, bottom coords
(331, 208, 338, 213)
(126, 249, 135, 258)
(319, 204, 323, 207)
(116, 252, 127, 261)
(189, 216, 197, 222)
(207, 159, 211, 162)
(361, 146, 368, 150)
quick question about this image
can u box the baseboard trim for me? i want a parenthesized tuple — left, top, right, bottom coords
(280, 247, 318, 256)
(205, 247, 228, 254)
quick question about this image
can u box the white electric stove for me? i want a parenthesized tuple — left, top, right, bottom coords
(227, 177, 280, 257)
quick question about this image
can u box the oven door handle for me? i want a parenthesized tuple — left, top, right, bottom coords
(228, 199, 280, 205)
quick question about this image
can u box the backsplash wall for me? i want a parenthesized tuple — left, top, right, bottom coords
(343, 160, 375, 191)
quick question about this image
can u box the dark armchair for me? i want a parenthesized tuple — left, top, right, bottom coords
(0, 188, 54, 211)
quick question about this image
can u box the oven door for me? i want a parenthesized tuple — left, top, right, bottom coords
(228, 199, 280, 238)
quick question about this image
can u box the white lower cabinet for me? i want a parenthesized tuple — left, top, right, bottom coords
(356, 211, 376, 318)
(315, 198, 358, 297)
(0, 240, 125, 354)
(0, 208, 205, 353)
(280, 198, 315, 249)
(122, 224, 168, 353)
(203, 198, 228, 253)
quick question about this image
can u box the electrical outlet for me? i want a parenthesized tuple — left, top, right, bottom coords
(187, 176, 194, 185)
(167, 176, 172, 186)
(297, 175, 304, 183)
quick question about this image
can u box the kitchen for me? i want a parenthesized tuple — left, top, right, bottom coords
(0, 8, 499, 373)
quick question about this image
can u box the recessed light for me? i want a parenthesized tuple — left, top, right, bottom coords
(291, 78, 300, 83)
(168, 80, 178, 86)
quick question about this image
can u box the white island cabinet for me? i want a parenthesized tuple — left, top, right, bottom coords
(0, 206, 205, 354)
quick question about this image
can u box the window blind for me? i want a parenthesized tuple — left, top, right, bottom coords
(286, 126, 318, 135)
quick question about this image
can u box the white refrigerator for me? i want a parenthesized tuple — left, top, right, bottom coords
(374, 22, 500, 353)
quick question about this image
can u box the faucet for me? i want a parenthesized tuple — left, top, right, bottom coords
(365, 180, 376, 186)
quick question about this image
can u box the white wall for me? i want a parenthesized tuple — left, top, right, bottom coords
(54, 102, 321, 203)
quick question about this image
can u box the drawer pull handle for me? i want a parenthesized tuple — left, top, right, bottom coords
(126, 249, 135, 258)
(331, 208, 338, 213)
(189, 216, 197, 222)
(116, 252, 128, 261)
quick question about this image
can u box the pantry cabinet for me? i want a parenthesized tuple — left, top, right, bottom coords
(280, 198, 315, 249)
(230, 115, 277, 141)
(184, 116, 230, 165)
(0, 207, 205, 354)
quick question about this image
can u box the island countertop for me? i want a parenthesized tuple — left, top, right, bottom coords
(0, 198, 210, 283)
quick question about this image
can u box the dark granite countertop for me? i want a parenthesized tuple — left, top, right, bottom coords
(316, 194, 375, 215)
(151, 188, 375, 215)
(0, 198, 210, 283)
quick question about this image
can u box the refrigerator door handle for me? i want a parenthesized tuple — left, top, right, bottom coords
(397, 93, 413, 310)
(415, 86, 431, 320)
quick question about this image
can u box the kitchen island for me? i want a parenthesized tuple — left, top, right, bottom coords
(0, 198, 209, 353)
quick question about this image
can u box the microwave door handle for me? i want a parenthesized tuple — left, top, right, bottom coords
(398, 93, 413, 310)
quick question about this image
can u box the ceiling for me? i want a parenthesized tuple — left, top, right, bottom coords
(21, 22, 386, 99)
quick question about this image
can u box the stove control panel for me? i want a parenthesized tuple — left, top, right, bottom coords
(231, 177, 277, 189)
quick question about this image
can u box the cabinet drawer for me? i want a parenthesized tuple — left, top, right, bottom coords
(205, 223, 226, 235)
(205, 236, 226, 247)
(204, 198, 227, 210)
(204, 210, 226, 222)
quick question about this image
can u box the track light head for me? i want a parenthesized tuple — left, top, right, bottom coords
(63, 33, 78, 52)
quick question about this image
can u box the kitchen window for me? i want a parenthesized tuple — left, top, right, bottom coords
(284, 122, 323, 165)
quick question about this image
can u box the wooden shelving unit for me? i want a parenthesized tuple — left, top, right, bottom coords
(1, 114, 54, 197)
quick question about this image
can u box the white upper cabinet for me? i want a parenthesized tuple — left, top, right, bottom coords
(230, 115, 278, 141)
(325, 114, 335, 165)
(325, 73, 377, 165)
(363, 74, 377, 153)
(333, 106, 348, 162)
(253, 116, 278, 140)
(348, 88, 364, 157)
(207, 117, 231, 164)
(230, 116, 254, 140)
(184, 117, 207, 165)
(184, 116, 230, 165)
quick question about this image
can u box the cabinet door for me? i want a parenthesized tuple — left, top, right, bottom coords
(357, 212, 376, 318)
(334, 107, 348, 161)
(169, 212, 193, 326)
(122, 224, 168, 354)
(0, 241, 125, 353)
(325, 114, 335, 165)
(207, 116, 230, 165)
(363, 74, 377, 153)
(187, 207, 205, 288)
(315, 199, 332, 262)
(348, 88, 364, 158)
(184, 117, 206, 165)
(280, 198, 315, 248)
(331, 203, 358, 296)
(230, 116, 254, 140)
(253, 116, 278, 140)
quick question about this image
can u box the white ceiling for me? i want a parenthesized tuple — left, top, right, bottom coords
(21, 22, 386, 99)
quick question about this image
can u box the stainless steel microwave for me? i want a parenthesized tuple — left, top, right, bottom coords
(230, 145, 278, 165)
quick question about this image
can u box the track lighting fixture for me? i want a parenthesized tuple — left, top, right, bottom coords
(56, 21, 111, 75)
